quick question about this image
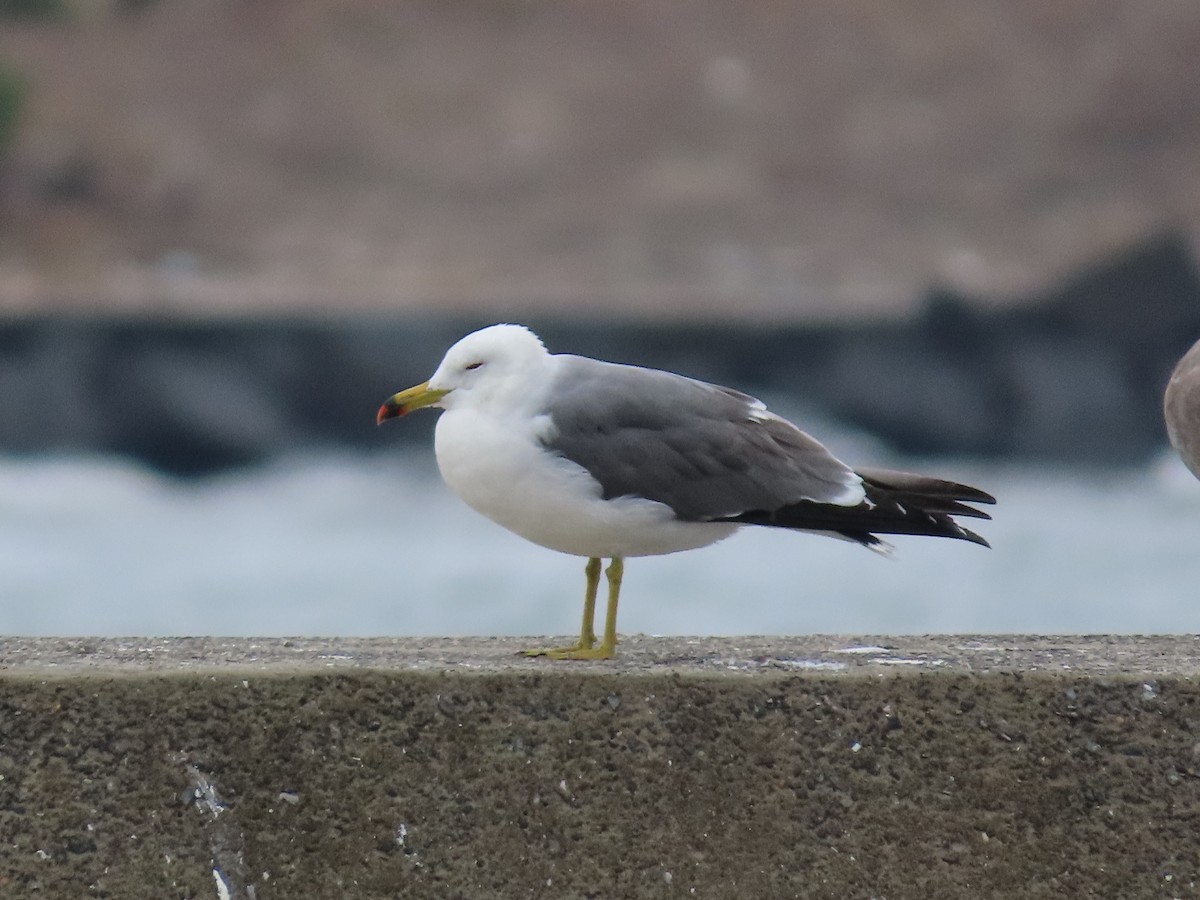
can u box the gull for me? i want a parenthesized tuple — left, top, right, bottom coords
(377, 324, 994, 660)
(1165, 337, 1200, 480)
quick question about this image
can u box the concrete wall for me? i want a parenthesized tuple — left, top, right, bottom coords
(2, 636, 1198, 898)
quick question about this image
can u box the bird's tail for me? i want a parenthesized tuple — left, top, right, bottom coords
(723, 466, 995, 549)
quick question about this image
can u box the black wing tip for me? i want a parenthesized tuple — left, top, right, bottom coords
(922, 499, 993, 521)
(842, 522, 991, 549)
(954, 525, 992, 548)
(959, 486, 997, 506)
(855, 466, 996, 506)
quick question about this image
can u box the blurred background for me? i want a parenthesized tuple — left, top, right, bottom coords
(0, 0, 1198, 637)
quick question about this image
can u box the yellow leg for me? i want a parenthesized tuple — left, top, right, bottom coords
(580, 556, 600, 648)
(597, 557, 622, 656)
(521, 557, 602, 657)
(525, 557, 623, 661)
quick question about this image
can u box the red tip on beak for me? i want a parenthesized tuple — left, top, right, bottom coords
(376, 399, 405, 425)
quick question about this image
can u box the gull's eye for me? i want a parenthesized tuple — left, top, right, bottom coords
(464, 361, 484, 371)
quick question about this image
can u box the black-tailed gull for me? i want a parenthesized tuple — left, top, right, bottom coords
(377, 324, 994, 660)
(1165, 336, 1200, 479)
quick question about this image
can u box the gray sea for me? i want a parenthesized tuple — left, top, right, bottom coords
(2, 448, 1197, 637)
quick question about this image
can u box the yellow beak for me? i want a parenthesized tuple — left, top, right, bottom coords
(376, 382, 450, 424)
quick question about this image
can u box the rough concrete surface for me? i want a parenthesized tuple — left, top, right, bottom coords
(2, 636, 1200, 898)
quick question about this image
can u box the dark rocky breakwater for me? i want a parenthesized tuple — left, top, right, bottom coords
(0, 235, 1197, 477)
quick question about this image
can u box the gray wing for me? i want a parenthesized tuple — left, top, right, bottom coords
(539, 355, 862, 520)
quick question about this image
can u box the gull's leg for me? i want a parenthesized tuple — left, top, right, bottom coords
(596, 557, 622, 656)
(540, 556, 623, 661)
(580, 556, 601, 647)
(521, 557, 601, 657)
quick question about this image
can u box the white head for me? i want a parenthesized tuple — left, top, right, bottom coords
(377, 324, 551, 421)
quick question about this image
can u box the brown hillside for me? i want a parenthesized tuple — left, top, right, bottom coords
(1, 1, 1198, 319)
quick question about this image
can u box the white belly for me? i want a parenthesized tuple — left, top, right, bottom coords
(434, 410, 737, 558)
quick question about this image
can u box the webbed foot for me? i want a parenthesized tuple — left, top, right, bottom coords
(521, 640, 615, 661)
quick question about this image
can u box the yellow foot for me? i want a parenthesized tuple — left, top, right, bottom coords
(521, 642, 615, 661)
(520, 636, 591, 657)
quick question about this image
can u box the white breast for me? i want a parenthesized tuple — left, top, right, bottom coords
(433, 408, 737, 558)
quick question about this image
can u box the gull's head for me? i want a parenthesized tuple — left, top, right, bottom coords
(376, 324, 550, 423)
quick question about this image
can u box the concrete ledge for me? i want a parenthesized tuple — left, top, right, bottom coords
(2, 636, 1199, 898)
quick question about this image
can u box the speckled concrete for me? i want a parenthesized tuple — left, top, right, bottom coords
(2, 636, 1200, 898)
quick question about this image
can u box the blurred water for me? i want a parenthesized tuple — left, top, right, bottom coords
(0, 450, 1197, 637)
